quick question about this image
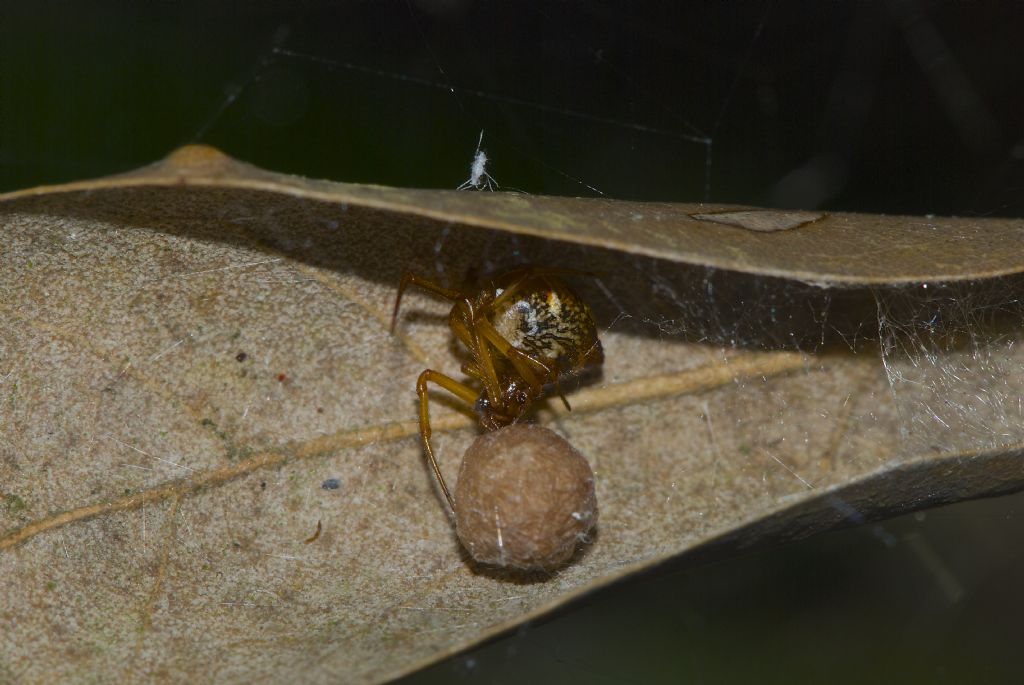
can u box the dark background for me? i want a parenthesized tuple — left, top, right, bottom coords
(3, 2, 1023, 682)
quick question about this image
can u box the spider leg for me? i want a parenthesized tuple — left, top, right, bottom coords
(551, 360, 572, 411)
(391, 272, 463, 334)
(557, 390, 571, 412)
(471, 321, 505, 405)
(474, 318, 548, 395)
(416, 369, 478, 515)
(451, 317, 501, 405)
(476, 317, 575, 412)
(485, 271, 535, 311)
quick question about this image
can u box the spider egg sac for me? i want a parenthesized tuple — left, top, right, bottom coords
(454, 424, 598, 571)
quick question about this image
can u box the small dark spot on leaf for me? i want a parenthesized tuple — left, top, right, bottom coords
(304, 520, 322, 544)
(236, 351, 248, 362)
(322, 478, 341, 490)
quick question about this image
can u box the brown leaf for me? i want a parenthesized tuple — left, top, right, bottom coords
(2, 146, 1023, 683)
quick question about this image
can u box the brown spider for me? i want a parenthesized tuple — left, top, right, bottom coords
(390, 266, 604, 514)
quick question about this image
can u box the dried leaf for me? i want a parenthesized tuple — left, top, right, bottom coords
(2, 146, 1023, 683)
(689, 209, 826, 233)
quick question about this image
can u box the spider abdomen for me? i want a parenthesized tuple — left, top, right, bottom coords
(490, 280, 601, 370)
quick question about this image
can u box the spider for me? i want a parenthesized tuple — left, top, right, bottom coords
(390, 266, 604, 514)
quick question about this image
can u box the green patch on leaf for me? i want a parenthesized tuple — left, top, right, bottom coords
(3, 493, 27, 516)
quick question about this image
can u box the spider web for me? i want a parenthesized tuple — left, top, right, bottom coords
(187, 3, 717, 203)
(875, 279, 1024, 454)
